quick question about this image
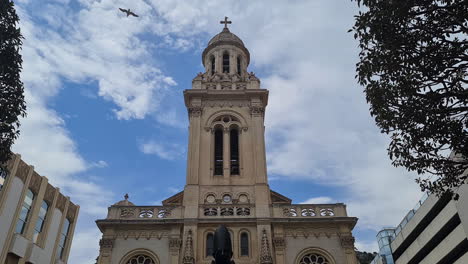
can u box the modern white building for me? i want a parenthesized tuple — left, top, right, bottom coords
(0, 154, 79, 264)
(370, 182, 468, 264)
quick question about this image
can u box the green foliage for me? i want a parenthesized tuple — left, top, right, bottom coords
(351, 0, 468, 198)
(356, 251, 377, 264)
(0, 0, 26, 173)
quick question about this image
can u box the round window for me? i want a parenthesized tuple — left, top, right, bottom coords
(223, 194, 232, 203)
(206, 195, 216, 203)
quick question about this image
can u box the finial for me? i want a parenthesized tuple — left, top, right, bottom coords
(124, 193, 129, 200)
(220, 16, 232, 29)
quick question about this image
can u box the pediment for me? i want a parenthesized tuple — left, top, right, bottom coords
(271, 190, 292, 204)
(162, 191, 184, 206)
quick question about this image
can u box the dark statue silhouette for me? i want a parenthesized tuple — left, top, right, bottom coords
(211, 225, 235, 264)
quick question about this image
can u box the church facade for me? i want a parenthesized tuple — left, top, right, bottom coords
(96, 20, 358, 264)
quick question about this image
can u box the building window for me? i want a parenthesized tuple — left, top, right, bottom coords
(57, 219, 71, 259)
(206, 233, 214, 257)
(240, 232, 249, 256)
(33, 200, 49, 243)
(211, 56, 215, 74)
(15, 189, 34, 234)
(237, 57, 241, 74)
(230, 128, 240, 175)
(214, 129, 224, 175)
(298, 253, 330, 264)
(127, 255, 155, 264)
(223, 52, 230, 73)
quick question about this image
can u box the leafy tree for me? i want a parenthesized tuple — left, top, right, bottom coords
(0, 0, 26, 174)
(351, 0, 468, 198)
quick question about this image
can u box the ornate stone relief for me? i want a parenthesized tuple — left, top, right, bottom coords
(250, 106, 265, 117)
(272, 237, 286, 250)
(188, 107, 202, 117)
(182, 230, 195, 264)
(260, 229, 273, 264)
(169, 238, 182, 250)
(99, 238, 114, 249)
(120, 208, 135, 218)
(202, 100, 250, 108)
(340, 235, 355, 249)
(115, 230, 168, 240)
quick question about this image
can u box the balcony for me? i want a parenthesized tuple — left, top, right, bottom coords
(106, 206, 183, 220)
(273, 204, 348, 218)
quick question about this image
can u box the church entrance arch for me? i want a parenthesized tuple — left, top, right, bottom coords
(119, 249, 160, 264)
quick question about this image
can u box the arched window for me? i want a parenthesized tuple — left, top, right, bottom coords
(240, 232, 249, 256)
(298, 253, 330, 264)
(237, 57, 241, 74)
(214, 128, 224, 175)
(230, 128, 240, 175)
(15, 189, 34, 234)
(223, 52, 230, 73)
(211, 56, 215, 74)
(127, 255, 155, 264)
(206, 233, 214, 257)
(33, 200, 49, 243)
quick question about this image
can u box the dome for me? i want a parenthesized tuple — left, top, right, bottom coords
(113, 193, 135, 206)
(202, 27, 250, 67)
(207, 27, 245, 47)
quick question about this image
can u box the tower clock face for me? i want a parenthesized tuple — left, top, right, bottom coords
(223, 194, 232, 203)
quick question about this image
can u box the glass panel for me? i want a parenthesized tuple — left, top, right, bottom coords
(230, 129, 239, 175)
(19, 206, 29, 221)
(214, 129, 223, 175)
(206, 233, 214, 257)
(15, 219, 26, 234)
(240, 233, 249, 256)
(223, 53, 229, 73)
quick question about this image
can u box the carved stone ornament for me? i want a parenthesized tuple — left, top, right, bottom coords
(250, 106, 265, 116)
(169, 238, 182, 250)
(340, 235, 355, 249)
(182, 230, 195, 264)
(188, 107, 202, 117)
(273, 237, 286, 249)
(99, 238, 114, 249)
(120, 208, 135, 218)
(260, 229, 273, 264)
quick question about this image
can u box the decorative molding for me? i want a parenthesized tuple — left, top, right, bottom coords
(115, 230, 169, 240)
(202, 100, 250, 108)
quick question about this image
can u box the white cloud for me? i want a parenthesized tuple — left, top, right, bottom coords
(68, 227, 102, 264)
(355, 240, 379, 253)
(139, 140, 185, 160)
(301, 196, 334, 204)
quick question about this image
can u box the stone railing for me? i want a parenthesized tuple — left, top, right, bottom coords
(201, 81, 249, 90)
(107, 206, 183, 220)
(273, 204, 347, 218)
(200, 205, 254, 218)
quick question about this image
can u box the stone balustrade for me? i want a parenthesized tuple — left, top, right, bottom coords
(273, 204, 348, 218)
(200, 205, 254, 218)
(107, 206, 183, 220)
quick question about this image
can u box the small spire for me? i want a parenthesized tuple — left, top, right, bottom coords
(220, 16, 232, 29)
(124, 193, 129, 200)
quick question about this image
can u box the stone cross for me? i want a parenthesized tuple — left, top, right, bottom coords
(220, 16, 232, 29)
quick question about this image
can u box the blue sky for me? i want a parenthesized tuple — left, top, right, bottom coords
(12, 0, 424, 263)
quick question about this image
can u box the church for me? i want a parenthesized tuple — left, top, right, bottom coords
(96, 18, 359, 264)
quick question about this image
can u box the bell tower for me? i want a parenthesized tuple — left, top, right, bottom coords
(182, 17, 271, 219)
